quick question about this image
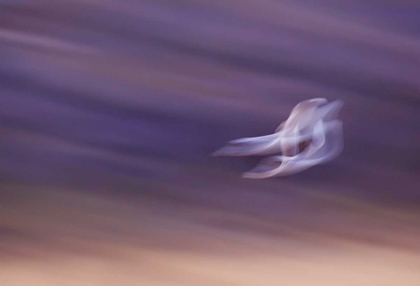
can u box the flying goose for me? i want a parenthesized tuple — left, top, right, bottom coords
(213, 98, 344, 178)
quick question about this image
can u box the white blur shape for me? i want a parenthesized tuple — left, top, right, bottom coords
(212, 98, 344, 179)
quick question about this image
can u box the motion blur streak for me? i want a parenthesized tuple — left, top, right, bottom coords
(213, 98, 344, 178)
(0, 1, 419, 285)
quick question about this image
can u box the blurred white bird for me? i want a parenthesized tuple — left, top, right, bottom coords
(213, 98, 344, 178)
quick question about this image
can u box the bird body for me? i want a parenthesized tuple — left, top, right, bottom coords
(213, 98, 344, 178)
